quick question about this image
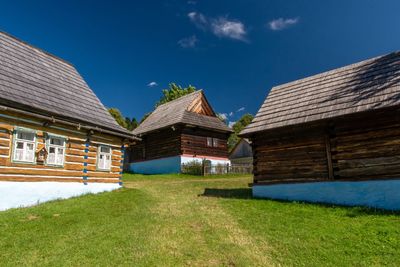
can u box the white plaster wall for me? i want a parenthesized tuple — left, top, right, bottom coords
(0, 182, 121, 211)
(253, 179, 400, 210)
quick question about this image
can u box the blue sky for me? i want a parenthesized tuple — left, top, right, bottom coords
(1, 1, 400, 124)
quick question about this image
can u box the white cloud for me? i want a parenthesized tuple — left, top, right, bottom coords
(228, 121, 236, 128)
(229, 112, 234, 117)
(178, 35, 198, 48)
(268, 17, 299, 31)
(188, 12, 208, 30)
(237, 107, 245, 112)
(188, 12, 248, 42)
(187, 0, 196, 4)
(147, 81, 158, 87)
(218, 113, 228, 121)
(211, 17, 247, 41)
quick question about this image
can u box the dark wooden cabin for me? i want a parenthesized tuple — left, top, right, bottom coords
(240, 51, 400, 210)
(0, 31, 138, 187)
(128, 90, 232, 174)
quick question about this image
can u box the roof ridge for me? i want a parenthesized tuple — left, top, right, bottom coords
(155, 89, 202, 108)
(0, 30, 74, 67)
(272, 51, 400, 93)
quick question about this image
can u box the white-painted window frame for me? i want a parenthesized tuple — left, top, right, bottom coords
(97, 145, 112, 171)
(206, 137, 213, 147)
(46, 135, 66, 167)
(12, 128, 36, 164)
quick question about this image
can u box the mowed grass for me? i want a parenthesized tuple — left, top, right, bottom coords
(0, 174, 398, 266)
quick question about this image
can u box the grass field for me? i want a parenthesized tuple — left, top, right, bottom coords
(0, 174, 399, 266)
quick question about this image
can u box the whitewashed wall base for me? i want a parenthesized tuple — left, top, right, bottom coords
(253, 180, 400, 210)
(0, 182, 121, 211)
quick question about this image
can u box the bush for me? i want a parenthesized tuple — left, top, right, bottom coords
(181, 160, 203, 175)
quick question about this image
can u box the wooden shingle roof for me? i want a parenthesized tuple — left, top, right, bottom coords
(132, 90, 231, 135)
(241, 51, 400, 136)
(0, 31, 129, 135)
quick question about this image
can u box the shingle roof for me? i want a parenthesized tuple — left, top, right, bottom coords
(133, 90, 231, 135)
(0, 31, 129, 135)
(241, 51, 400, 136)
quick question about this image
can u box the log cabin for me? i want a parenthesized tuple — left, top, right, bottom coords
(240, 51, 400, 210)
(229, 138, 253, 165)
(0, 31, 138, 189)
(129, 90, 232, 174)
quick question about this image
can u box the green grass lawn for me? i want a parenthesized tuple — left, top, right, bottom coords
(0, 174, 399, 266)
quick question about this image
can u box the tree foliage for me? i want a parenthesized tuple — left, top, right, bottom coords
(108, 108, 138, 131)
(228, 113, 254, 151)
(156, 83, 197, 107)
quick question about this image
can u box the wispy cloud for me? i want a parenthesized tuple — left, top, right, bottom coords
(147, 81, 158, 87)
(268, 17, 299, 31)
(188, 12, 208, 30)
(178, 35, 198, 48)
(237, 107, 245, 112)
(187, 0, 196, 4)
(211, 17, 247, 41)
(188, 12, 248, 42)
(228, 121, 236, 128)
(218, 113, 228, 121)
(229, 112, 234, 117)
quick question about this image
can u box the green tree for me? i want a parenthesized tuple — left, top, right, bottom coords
(156, 83, 197, 107)
(228, 113, 254, 151)
(125, 117, 138, 131)
(108, 108, 138, 131)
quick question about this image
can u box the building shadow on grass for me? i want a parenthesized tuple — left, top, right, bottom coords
(200, 188, 253, 199)
(200, 188, 400, 216)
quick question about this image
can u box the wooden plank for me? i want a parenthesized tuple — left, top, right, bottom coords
(0, 148, 9, 156)
(0, 168, 82, 177)
(325, 134, 334, 180)
(86, 172, 120, 178)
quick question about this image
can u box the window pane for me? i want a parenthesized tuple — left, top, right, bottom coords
(207, 137, 212, 147)
(16, 142, 24, 149)
(50, 138, 63, 146)
(15, 148, 23, 161)
(25, 143, 34, 162)
(100, 146, 111, 153)
(17, 132, 34, 141)
(56, 148, 64, 165)
(213, 138, 219, 147)
(49, 147, 55, 153)
(48, 153, 55, 164)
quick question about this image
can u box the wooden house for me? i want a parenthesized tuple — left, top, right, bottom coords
(129, 90, 232, 174)
(240, 51, 400, 210)
(0, 31, 138, 187)
(229, 138, 253, 165)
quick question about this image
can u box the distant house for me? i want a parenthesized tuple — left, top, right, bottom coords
(129, 90, 232, 174)
(0, 31, 138, 188)
(229, 138, 253, 165)
(241, 52, 400, 210)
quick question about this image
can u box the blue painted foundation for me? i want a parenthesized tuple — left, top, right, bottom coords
(253, 179, 400, 210)
(130, 156, 181, 174)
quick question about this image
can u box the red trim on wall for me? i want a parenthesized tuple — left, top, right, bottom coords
(181, 154, 229, 161)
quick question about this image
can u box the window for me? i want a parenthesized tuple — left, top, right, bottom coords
(206, 137, 219, 148)
(207, 137, 213, 147)
(213, 138, 219, 147)
(97, 145, 112, 171)
(46, 136, 65, 166)
(13, 129, 36, 163)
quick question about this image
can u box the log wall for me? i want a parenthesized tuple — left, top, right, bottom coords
(252, 108, 400, 185)
(129, 126, 229, 162)
(0, 110, 124, 184)
(252, 126, 329, 184)
(181, 128, 229, 159)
